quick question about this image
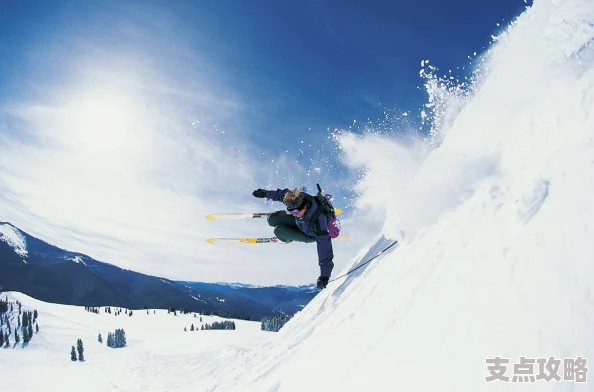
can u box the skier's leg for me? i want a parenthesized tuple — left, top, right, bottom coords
(267, 211, 295, 227)
(274, 225, 315, 243)
(267, 211, 314, 243)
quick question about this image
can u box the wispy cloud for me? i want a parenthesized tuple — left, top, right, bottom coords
(0, 3, 389, 286)
(0, 4, 294, 284)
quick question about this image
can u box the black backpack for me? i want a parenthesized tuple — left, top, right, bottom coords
(310, 183, 341, 238)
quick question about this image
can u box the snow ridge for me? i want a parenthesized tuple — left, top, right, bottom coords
(0, 222, 28, 257)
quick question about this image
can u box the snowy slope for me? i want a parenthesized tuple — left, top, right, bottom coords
(0, 222, 28, 257)
(0, 291, 269, 392)
(191, 1, 594, 391)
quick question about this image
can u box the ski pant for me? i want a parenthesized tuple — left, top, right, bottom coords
(267, 211, 316, 243)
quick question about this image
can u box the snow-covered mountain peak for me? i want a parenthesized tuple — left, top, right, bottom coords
(0, 222, 28, 257)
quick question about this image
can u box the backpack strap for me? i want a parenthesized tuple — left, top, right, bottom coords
(307, 192, 329, 236)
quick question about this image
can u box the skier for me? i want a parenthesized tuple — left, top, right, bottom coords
(252, 187, 334, 289)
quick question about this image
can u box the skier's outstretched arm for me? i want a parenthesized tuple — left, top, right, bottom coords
(252, 188, 289, 202)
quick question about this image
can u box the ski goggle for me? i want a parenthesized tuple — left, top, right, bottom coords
(289, 209, 301, 216)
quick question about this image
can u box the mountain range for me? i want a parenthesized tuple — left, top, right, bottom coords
(0, 222, 317, 320)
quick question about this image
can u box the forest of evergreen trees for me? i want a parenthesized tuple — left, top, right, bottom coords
(85, 306, 100, 314)
(200, 321, 236, 330)
(260, 315, 290, 332)
(165, 306, 249, 320)
(93, 307, 135, 316)
(106, 329, 127, 348)
(0, 297, 40, 347)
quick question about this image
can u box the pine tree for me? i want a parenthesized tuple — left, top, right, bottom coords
(27, 323, 33, 342)
(36, 323, 39, 333)
(4, 333, 9, 347)
(190, 324, 195, 331)
(98, 333, 103, 343)
(76, 339, 84, 361)
(23, 324, 30, 343)
(33, 309, 38, 321)
(117, 329, 127, 347)
(0, 331, 3, 346)
(129, 310, 133, 317)
(14, 329, 20, 344)
(71, 346, 77, 361)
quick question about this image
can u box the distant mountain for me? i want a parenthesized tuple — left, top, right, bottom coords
(0, 222, 317, 320)
(178, 281, 317, 316)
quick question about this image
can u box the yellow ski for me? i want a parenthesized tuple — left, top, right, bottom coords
(206, 234, 349, 244)
(206, 208, 342, 220)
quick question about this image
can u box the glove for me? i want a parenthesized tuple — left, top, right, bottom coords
(316, 276, 329, 290)
(252, 189, 266, 198)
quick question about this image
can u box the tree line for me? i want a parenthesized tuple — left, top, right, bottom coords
(184, 320, 236, 331)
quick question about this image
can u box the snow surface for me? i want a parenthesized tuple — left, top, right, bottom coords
(0, 222, 28, 257)
(0, 292, 269, 392)
(3, 0, 594, 391)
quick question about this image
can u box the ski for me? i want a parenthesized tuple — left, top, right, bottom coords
(206, 208, 342, 220)
(206, 234, 349, 244)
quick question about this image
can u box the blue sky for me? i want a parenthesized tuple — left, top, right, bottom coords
(0, 0, 530, 285)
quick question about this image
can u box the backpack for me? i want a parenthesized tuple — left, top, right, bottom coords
(311, 183, 341, 239)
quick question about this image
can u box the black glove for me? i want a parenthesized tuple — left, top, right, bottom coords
(252, 189, 266, 198)
(317, 276, 329, 290)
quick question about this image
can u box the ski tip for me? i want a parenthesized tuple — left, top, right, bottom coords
(335, 208, 342, 215)
(205, 215, 217, 220)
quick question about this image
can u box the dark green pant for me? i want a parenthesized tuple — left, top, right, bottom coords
(267, 211, 316, 243)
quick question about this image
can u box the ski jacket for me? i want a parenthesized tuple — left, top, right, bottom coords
(264, 188, 334, 278)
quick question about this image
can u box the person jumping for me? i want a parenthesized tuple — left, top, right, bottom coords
(252, 187, 334, 290)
